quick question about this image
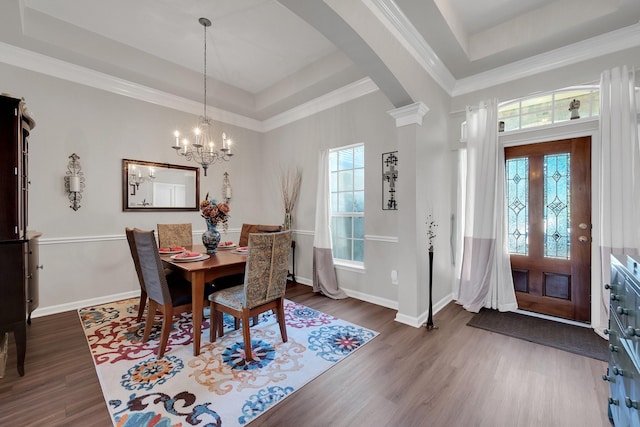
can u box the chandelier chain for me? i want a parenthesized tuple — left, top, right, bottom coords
(203, 20, 207, 120)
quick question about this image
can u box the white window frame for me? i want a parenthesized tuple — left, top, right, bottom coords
(329, 143, 365, 266)
(498, 85, 600, 133)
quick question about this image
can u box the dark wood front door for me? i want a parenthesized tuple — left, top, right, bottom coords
(505, 137, 591, 322)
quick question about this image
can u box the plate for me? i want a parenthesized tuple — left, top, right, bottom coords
(159, 247, 186, 255)
(234, 246, 249, 254)
(217, 244, 237, 250)
(170, 253, 209, 262)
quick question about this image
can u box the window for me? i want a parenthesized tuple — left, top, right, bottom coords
(498, 85, 600, 132)
(330, 144, 364, 263)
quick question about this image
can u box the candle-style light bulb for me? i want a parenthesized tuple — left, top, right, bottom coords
(182, 138, 189, 154)
(173, 130, 180, 146)
(194, 127, 202, 146)
(208, 141, 214, 153)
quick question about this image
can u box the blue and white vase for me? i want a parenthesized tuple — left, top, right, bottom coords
(202, 219, 221, 254)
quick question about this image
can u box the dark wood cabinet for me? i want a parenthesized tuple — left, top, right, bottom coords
(0, 94, 37, 377)
(606, 255, 640, 425)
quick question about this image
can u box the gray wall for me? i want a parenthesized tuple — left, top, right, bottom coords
(0, 62, 264, 313)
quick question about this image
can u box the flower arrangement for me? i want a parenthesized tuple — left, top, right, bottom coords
(200, 192, 230, 232)
(426, 214, 437, 252)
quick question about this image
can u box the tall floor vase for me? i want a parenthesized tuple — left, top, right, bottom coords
(426, 251, 437, 330)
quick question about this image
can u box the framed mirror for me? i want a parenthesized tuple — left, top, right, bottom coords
(122, 159, 200, 212)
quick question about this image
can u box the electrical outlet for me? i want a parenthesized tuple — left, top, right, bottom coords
(391, 270, 398, 285)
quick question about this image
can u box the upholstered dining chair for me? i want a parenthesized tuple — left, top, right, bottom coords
(126, 227, 152, 322)
(211, 223, 284, 292)
(157, 223, 192, 248)
(208, 230, 291, 361)
(127, 228, 214, 358)
(237, 223, 282, 247)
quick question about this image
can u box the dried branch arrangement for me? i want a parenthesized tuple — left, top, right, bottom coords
(281, 167, 302, 214)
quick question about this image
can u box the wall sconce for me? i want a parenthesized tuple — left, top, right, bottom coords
(64, 153, 85, 211)
(222, 171, 232, 203)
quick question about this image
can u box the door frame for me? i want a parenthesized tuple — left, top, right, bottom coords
(498, 121, 602, 326)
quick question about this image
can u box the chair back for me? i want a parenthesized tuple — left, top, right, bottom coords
(243, 231, 291, 308)
(238, 223, 283, 247)
(131, 229, 172, 305)
(157, 223, 192, 248)
(125, 227, 146, 292)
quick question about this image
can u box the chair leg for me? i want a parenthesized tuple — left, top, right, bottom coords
(157, 303, 173, 358)
(136, 290, 147, 322)
(252, 315, 259, 326)
(241, 309, 253, 361)
(218, 312, 225, 337)
(276, 297, 288, 343)
(142, 299, 157, 342)
(234, 318, 240, 330)
(209, 302, 217, 343)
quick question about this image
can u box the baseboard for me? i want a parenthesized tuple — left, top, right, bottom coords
(31, 290, 140, 318)
(395, 293, 454, 328)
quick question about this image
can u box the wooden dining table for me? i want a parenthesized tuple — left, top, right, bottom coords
(160, 245, 247, 356)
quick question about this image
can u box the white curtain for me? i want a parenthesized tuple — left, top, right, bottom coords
(597, 65, 640, 330)
(312, 150, 347, 299)
(456, 99, 518, 312)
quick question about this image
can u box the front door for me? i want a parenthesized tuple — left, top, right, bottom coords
(505, 137, 591, 322)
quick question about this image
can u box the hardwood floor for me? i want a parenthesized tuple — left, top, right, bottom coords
(0, 283, 611, 427)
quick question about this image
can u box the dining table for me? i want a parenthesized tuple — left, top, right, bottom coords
(160, 244, 247, 356)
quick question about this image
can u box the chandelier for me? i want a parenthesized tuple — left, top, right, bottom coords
(171, 17, 233, 176)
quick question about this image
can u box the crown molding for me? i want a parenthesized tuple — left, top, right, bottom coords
(365, 2, 640, 98)
(387, 101, 429, 127)
(262, 77, 379, 131)
(0, 41, 382, 133)
(0, 41, 265, 132)
(363, 0, 456, 95)
(453, 23, 640, 96)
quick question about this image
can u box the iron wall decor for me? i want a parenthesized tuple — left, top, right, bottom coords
(382, 151, 398, 210)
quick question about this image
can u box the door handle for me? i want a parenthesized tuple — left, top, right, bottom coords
(578, 236, 589, 243)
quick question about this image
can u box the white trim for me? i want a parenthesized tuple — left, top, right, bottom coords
(0, 42, 379, 133)
(366, 0, 640, 96)
(334, 261, 365, 272)
(32, 290, 140, 318)
(263, 78, 379, 131)
(514, 309, 592, 328)
(453, 24, 640, 96)
(291, 229, 314, 237)
(387, 102, 430, 127)
(329, 141, 365, 153)
(394, 293, 454, 328)
(365, 234, 398, 243)
(364, 0, 456, 95)
(0, 42, 264, 132)
(39, 234, 125, 245)
(341, 287, 398, 310)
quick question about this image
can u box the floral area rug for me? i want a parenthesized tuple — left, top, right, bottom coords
(79, 298, 378, 426)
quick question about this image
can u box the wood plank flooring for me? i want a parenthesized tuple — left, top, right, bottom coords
(0, 283, 611, 427)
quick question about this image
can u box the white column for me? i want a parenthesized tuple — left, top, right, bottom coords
(388, 102, 429, 326)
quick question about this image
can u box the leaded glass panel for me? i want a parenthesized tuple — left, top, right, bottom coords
(544, 153, 570, 259)
(506, 157, 529, 255)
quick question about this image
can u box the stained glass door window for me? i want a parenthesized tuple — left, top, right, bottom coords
(543, 154, 570, 259)
(506, 158, 529, 255)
